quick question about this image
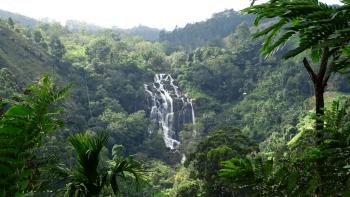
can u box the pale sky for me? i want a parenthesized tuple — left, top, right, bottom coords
(0, 0, 341, 30)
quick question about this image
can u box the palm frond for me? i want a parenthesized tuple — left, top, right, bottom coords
(107, 156, 145, 195)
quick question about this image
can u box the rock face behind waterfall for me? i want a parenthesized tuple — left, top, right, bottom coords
(145, 74, 196, 150)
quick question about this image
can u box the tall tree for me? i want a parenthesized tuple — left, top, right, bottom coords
(230, 22, 251, 50)
(33, 30, 44, 44)
(244, 0, 350, 137)
(49, 36, 66, 64)
(7, 17, 14, 29)
(244, 1, 350, 195)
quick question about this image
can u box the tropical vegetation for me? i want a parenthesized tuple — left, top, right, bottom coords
(0, 0, 349, 196)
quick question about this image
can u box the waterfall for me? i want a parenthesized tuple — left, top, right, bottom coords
(181, 154, 187, 164)
(145, 74, 196, 150)
(190, 101, 196, 137)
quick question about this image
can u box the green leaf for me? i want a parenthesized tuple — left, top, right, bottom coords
(0, 127, 22, 135)
(4, 106, 30, 116)
(310, 47, 322, 63)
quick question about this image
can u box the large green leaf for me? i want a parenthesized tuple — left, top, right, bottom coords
(4, 106, 30, 116)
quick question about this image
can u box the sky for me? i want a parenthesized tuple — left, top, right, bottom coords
(0, 0, 341, 30)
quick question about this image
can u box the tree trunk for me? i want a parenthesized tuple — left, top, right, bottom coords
(303, 47, 331, 138)
(303, 47, 333, 196)
(314, 81, 325, 145)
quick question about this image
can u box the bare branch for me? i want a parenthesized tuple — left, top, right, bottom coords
(303, 57, 317, 83)
(318, 47, 329, 80)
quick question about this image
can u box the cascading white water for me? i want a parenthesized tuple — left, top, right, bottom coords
(145, 74, 196, 150)
(190, 101, 196, 137)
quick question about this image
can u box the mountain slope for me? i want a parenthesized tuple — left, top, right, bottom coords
(66, 20, 160, 40)
(0, 21, 53, 83)
(159, 9, 254, 50)
(0, 9, 38, 27)
(117, 25, 160, 41)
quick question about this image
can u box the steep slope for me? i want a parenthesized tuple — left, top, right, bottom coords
(0, 21, 53, 83)
(0, 9, 38, 27)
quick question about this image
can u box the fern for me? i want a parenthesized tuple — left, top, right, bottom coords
(0, 75, 70, 196)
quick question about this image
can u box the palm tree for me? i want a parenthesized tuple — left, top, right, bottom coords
(53, 132, 144, 196)
(244, 0, 350, 140)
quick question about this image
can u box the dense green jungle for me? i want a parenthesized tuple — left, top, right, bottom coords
(1, 0, 350, 196)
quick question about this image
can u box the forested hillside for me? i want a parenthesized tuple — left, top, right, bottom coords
(0, 9, 38, 27)
(159, 9, 255, 50)
(1, 0, 350, 196)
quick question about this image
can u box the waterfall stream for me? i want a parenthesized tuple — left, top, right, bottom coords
(145, 74, 196, 149)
